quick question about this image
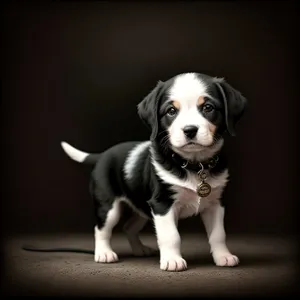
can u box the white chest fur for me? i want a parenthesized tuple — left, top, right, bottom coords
(152, 159, 229, 219)
(173, 183, 224, 219)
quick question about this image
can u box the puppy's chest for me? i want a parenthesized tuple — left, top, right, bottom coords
(172, 171, 228, 219)
(173, 187, 213, 218)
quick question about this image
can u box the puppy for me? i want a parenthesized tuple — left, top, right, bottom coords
(61, 72, 247, 272)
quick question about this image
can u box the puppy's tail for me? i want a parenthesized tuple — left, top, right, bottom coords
(60, 141, 101, 165)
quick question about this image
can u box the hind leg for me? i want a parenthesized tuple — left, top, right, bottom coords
(123, 212, 157, 257)
(94, 200, 121, 263)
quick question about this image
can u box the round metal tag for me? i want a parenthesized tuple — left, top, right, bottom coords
(196, 182, 211, 198)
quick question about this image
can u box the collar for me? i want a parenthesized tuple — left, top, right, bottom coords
(171, 152, 219, 173)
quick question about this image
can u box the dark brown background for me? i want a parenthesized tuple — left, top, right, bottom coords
(1, 1, 298, 237)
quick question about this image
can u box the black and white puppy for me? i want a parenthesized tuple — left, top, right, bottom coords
(61, 72, 247, 272)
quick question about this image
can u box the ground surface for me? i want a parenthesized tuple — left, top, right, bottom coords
(2, 233, 298, 297)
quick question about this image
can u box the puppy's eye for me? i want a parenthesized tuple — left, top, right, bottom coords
(202, 103, 214, 113)
(167, 107, 177, 117)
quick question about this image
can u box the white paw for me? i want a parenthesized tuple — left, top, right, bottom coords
(213, 252, 239, 267)
(132, 245, 158, 257)
(160, 256, 187, 272)
(94, 250, 119, 263)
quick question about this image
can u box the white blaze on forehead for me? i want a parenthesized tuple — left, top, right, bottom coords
(168, 73, 209, 105)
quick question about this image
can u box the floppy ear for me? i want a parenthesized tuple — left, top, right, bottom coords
(137, 80, 164, 141)
(214, 79, 247, 136)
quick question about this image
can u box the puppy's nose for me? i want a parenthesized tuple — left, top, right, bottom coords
(183, 125, 198, 139)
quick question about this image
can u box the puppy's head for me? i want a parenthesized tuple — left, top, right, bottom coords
(138, 73, 247, 154)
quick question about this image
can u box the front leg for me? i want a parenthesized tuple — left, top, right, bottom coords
(201, 202, 239, 267)
(152, 205, 187, 272)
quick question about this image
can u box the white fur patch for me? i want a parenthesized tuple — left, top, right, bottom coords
(168, 73, 209, 102)
(61, 141, 89, 163)
(124, 141, 151, 180)
(152, 206, 187, 271)
(94, 200, 121, 263)
(201, 203, 239, 266)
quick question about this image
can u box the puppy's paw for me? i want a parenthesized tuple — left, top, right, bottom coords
(160, 255, 187, 272)
(132, 245, 158, 257)
(94, 250, 119, 263)
(213, 252, 239, 267)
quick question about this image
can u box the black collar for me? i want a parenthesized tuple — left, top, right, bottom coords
(171, 152, 219, 173)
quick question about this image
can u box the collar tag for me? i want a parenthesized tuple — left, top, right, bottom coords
(196, 164, 212, 198)
(171, 152, 219, 199)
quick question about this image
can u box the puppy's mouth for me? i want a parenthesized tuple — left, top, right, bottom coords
(180, 142, 206, 151)
(179, 140, 216, 151)
(183, 141, 209, 148)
